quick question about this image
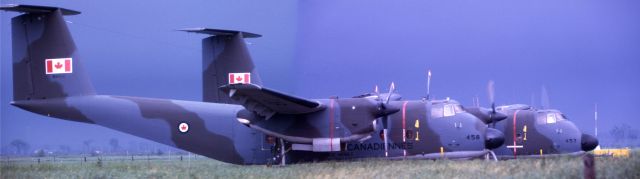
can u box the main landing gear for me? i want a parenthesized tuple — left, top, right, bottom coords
(268, 138, 289, 167)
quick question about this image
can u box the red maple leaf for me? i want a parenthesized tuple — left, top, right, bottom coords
(54, 62, 63, 69)
(180, 125, 187, 130)
(236, 76, 243, 82)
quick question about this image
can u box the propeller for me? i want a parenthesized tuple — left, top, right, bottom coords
(486, 81, 506, 127)
(467, 81, 507, 126)
(465, 81, 506, 152)
(484, 81, 506, 150)
(377, 82, 399, 157)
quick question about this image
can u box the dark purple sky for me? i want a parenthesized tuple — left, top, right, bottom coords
(2, 0, 639, 152)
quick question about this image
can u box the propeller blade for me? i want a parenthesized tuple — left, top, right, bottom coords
(487, 80, 495, 111)
(485, 80, 508, 127)
(383, 116, 389, 157)
(377, 82, 398, 157)
(426, 69, 432, 100)
(541, 85, 550, 109)
(385, 82, 395, 104)
(382, 82, 395, 157)
(595, 103, 598, 137)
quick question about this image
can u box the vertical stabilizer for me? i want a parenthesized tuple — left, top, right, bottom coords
(181, 28, 262, 104)
(2, 4, 95, 101)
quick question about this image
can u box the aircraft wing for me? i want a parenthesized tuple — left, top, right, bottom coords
(220, 84, 325, 118)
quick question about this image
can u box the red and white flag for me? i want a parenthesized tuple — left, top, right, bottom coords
(45, 58, 73, 74)
(228, 73, 251, 84)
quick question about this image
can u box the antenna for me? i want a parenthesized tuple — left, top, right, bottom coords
(426, 69, 432, 100)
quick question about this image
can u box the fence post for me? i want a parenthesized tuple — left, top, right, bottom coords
(583, 153, 595, 179)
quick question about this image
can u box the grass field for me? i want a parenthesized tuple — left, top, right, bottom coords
(1, 152, 639, 178)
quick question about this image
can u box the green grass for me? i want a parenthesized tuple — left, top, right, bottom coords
(1, 152, 639, 179)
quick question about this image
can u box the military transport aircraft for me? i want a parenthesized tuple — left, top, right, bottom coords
(467, 82, 599, 159)
(1, 4, 507, 165)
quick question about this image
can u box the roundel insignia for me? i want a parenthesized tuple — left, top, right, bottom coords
(178, 122, 189, 133)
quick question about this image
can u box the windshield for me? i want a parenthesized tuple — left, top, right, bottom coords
(431, 103, 465, 118)
(536, 112, 566, 124)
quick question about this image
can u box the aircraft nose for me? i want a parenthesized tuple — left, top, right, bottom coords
(485, 128, 505, 150)
(581, 134, 599, 151)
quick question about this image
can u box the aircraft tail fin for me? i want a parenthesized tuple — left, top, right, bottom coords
(2, 4, 95, 101)
(180, 28, 262, 104)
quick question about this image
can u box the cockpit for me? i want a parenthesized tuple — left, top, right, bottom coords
(536, 111, 568, 124)
(431, 100, 466, 118)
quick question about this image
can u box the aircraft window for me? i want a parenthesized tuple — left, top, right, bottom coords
(443, 104, 455, 117)
(454, 105, 465, 113)
(431, 105, 444, 118)
(546, 113, 557, 124)
(556, 113, 567, 121)
(536, 113, 545, 124)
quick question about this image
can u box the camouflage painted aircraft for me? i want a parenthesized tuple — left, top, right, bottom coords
(467, 82, 599, 159)
(1, 4, 506, 165)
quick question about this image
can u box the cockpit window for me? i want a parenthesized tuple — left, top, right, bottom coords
(443, 104, 455, 117)
(431, 105, 444, 118)
(546, 113, 556, 124)
(537, 112, 566, 124)
(432, 103, 463, 118)
(454, 105, 465, 113)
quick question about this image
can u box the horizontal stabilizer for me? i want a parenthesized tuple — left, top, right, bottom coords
(220, 84, 324, 118)
(0, 4, 80, 15)
(179, 28, 261, 38)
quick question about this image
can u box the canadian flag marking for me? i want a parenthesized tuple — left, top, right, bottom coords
(45, 58, 73, 74)
(228, 73, 251, 84)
